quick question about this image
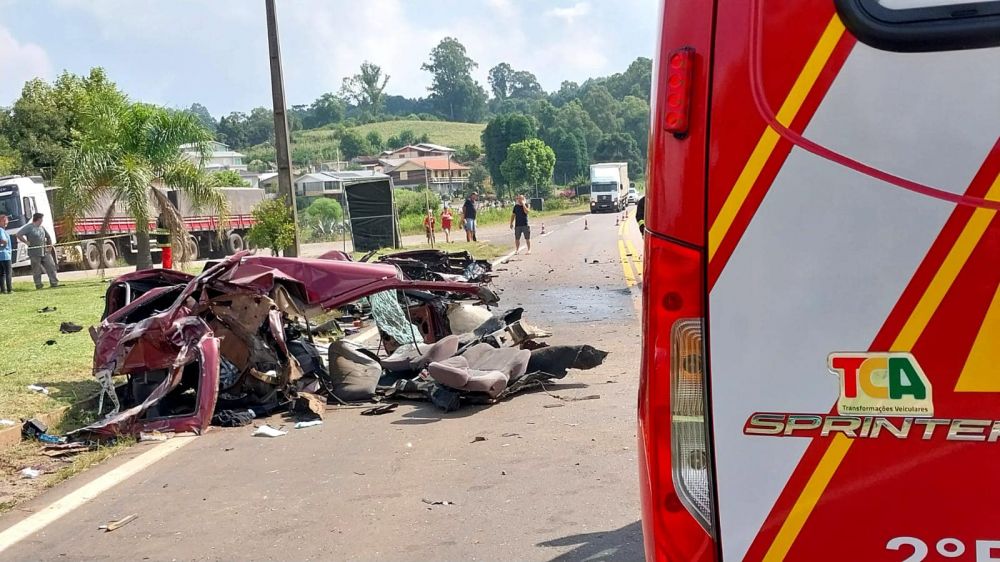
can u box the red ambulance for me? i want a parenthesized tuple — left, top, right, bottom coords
(639, 1, 1000, 560)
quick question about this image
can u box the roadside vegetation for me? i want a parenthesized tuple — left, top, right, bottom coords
(0, 280, 106, 420)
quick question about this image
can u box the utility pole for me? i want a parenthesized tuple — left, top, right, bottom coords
(265, 0, 299, 256)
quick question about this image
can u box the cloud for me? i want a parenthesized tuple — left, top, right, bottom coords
(545, 2, 591, 24)
(487, 0, 518, 19)
(0, 26, 52, 104)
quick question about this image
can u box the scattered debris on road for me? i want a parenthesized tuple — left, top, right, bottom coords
(293, 420, 323, 429)
(360, 403, 398, 416)
(99, 513, 138, 532)
(422, 498, 455, 506)
(19, 467, 42, 479)
(37, 306, 57, 313)
(471, 436, 487, 443)
(252, 425, 287, 438)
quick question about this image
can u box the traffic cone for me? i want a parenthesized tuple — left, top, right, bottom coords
(540, 223, 546, 235)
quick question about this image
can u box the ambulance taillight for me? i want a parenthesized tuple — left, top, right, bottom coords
(638, 236, 717, 561)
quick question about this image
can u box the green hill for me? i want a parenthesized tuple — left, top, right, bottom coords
(246, 120, 485, 165)
(350, 120, 485, 149)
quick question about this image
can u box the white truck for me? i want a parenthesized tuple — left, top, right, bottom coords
(588, 162, 628, 213)
(0, 174, 264, 271)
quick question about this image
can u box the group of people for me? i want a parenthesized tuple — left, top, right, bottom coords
(0, 212, 61, 294)
(421, 192, 533, 255)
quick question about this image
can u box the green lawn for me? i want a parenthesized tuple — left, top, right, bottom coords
(349, 120, 485, 149)
(0, 280, 107, 420)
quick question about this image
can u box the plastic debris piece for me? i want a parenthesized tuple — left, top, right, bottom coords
(27, 384, 49, 395)
(422, 498, 455, 506)
(19, 467, 42, 479)
(37, 306, 57, 313)
(0, 419, 16, 427)
(471, 436, 487, 443)
(99, 513, 138, 532)
(38, 433, 65, 444)
(294, 420, 323, 429)
(252, 424, 287, 438)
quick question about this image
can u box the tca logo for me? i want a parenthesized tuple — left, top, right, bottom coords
(828, 352, 934, 417)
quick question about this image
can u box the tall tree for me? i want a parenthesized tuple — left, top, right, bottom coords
(340, 62, 390, 120)
(366, 130, 384, 152)
(421, 37, 488, 122)
(500, 138, 556, 197)
(481, 113, 535, 197)
(553, 100, 602, 157)
(245, 107, 275, 147)
(509, 70, 544, 99)
(581, 84, 622, 134)
(338, 130, 370, 160)
(548, 128, 588, 185)
(217, 112, 249, 148)
(488, 62, 514, 100)
(620, 95, 651, 157)
(594, 133, 642, 179)
(307, 93, 345, 128)
(185, 103, 217, 132)
(2, 67, 126, 178)
(58, 99, 227, 270)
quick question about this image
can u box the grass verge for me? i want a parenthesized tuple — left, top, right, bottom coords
(0, 279, 107, 421)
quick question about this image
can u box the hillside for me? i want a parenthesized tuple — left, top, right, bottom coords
(245, 120, 485, 165)
(350, 120, 485, 149)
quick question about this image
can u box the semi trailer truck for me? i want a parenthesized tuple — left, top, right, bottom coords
(0, 175, 264, 271)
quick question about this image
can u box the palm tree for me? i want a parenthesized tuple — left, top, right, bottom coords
(58, 97, 228, 270)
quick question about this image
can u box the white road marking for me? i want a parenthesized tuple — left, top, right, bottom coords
(0, 436, 196, 554)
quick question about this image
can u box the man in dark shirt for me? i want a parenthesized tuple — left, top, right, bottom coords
(461, 192, 478, 242)
(509, 194, 531, 255)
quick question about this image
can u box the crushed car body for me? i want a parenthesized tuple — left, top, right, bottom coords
(74, 251, 605, 439)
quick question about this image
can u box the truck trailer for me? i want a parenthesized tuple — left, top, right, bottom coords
(0, 175, 264, 271)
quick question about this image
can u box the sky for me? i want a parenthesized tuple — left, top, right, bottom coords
(0, 0, 659, 118)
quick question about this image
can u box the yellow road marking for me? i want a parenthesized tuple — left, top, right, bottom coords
(618, 239, 635, 287)
(625, 239, 643, 278)
(708, 15, 846, 262)
(764, 173, 1000, 561)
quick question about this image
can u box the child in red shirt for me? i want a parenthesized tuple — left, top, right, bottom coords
(440, 206, 453, 243)
(423, 209, 436, 244)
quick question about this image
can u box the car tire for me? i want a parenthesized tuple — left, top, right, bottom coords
(184, 236, 199, 261)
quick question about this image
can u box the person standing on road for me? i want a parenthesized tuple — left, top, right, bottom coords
(509, 194, 531, 255)
(16, 213, 59, 289)
(423, 209, 436, 245)
(0, 214, 12, 294)
(440, 206, 453, 243)
(461, 192, 478, 242)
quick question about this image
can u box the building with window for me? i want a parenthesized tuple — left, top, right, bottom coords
(293, 170, 390, 198)
(180, 141, 248, 172)
(381, 157, 470, 194)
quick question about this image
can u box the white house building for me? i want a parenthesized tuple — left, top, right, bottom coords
(180, 141, 248, 172)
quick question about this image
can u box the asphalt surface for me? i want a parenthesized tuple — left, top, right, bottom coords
(0, 208, 646, 562)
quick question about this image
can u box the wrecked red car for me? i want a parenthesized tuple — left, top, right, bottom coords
(77, 253, 499, 437)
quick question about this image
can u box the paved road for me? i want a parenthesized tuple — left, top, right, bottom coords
(0, 209, 646, 562)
